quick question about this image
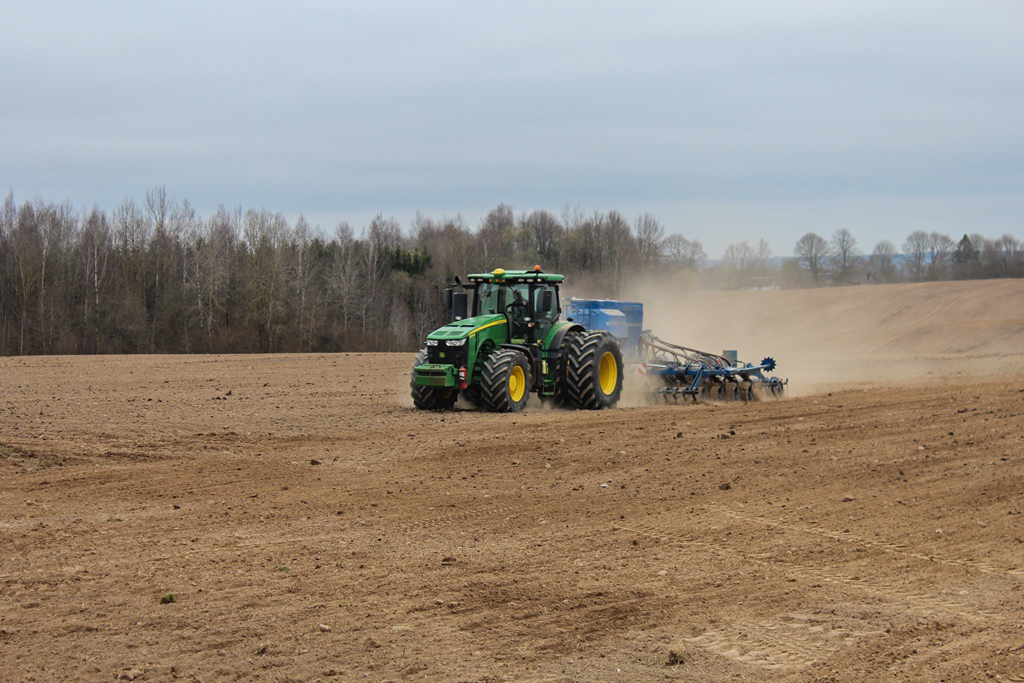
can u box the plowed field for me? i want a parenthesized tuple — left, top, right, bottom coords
(2, 279, 1023, 682)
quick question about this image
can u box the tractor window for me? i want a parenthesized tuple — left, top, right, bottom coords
(476, 283, 532, 318)
(508, 284, 529, 312)
(476, 282, 500, 315)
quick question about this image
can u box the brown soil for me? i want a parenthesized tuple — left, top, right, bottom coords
(2, 279, 1023, 682)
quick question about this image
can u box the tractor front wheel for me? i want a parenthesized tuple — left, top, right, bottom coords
(461, 386, 484, 408)
(410, 349, 457, 410)
(481, 349, 531, 412)
(566, 331, 624, 410)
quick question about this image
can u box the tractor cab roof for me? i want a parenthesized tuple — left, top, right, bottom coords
(466, 267, 564, 285)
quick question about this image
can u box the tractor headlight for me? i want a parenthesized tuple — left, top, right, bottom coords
(426, 339, 439, 346)
(446, 338, 467, 346)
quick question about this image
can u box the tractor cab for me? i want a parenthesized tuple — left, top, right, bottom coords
(467, 270, 560, 343)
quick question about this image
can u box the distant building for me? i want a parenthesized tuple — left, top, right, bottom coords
(746, 276, 779, 291)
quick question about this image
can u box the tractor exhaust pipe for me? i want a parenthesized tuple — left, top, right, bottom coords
(446, 276, 468, 322)
(452, 290, 468, 321)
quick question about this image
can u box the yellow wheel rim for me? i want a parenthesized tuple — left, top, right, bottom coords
(509, 365, 526, 403)
(599, 352, 617, 395)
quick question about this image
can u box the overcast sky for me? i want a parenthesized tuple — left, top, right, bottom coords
(2, 1, 1022, 256)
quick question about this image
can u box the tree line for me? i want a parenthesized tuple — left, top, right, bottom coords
(789, 228, 1024, 287)
(1, 188, 1021, 355)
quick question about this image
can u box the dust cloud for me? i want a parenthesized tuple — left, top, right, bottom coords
(620, 278, 1024, 396)
(407, 278, 1024, 405)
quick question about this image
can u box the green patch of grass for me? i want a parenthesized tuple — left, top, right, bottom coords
(276, 565, 291, 572)
(0, 443, 30, 459)
(160, 593, 176, 605)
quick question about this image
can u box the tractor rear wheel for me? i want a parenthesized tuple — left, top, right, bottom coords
(481, 348, 531, 412)
(410, 349, 457, 410)
(550, 330, 580, 406)
(566, 331, 624, 410)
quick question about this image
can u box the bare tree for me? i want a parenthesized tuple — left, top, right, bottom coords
(79, 207, 112, 350)
(0, 192, 13, 350)
(242, 209, 291, 351)
(361, 215, 401, 334)
(110, 199, 153, 351)
(518, 210, 563, 267)
(922, 232, 955, 280)
(114, 199, 150, 255)
(0, 191, 12, 237)
(830, 229, 861, 283)
(662, 234, 705, 270)
(633, 213, 665, 266)
(560, 205, 587, 233)
(902, 231, 930, 281)
(562, 210, 604, 273)
(868, 240, 899, 282)
(10, 202, 43, 354)
(413, 214, 473, 278)
(559, 208, 637, 295)
(145, 186, 171, 234)
(411, 276, 444, 345)
(794, 232, 832, 284)
(184, 206, 238, 351)
(325, 221, 362, 347)
(290, 216, 326, 351)
(33, 200, 76, 352)
(756, 239, 772, 270)
(604, 210, 636, 295)
(720, 239, 772, 289)
(477, 204, 516, 269)
(982, 234, 1024, 277)
(145, 186, 189, 350)
(720, 241, 756, 289)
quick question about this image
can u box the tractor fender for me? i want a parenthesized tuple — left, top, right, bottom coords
(498, 343, 532, 355)
(546, 322, 586, 355)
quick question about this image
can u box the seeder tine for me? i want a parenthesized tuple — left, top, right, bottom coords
(637, 332, 786, 406)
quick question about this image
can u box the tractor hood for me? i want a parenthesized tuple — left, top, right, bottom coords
(426, 314, 507, 341)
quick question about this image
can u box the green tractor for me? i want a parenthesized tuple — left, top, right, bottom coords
(410, 267, 624, 412)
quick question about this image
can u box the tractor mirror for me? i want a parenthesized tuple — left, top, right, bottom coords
(452, 290, 469, 321)
(541, 289, 554, 314)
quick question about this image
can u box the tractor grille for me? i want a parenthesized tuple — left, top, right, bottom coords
(428, 345, 466, 368)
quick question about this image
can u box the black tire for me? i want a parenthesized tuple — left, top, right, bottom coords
(550, 330, 580, 407)
(410, 349, 457, 410)
(481, 348, 531, 413)
(461, 386, 484, 408)
(566, 331, 624, 410)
